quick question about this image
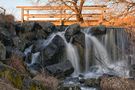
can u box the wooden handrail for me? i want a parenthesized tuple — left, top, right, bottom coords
(16, 5, 107, 25)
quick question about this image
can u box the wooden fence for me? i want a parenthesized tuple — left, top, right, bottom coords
(16, 5, 107, 25)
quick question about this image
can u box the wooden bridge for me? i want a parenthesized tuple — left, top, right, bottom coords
(16, 5, 107, 25)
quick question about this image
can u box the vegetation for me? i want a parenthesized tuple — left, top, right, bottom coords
(32, 0, 135, 25)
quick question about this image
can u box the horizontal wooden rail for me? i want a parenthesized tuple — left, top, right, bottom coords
(16, 5, 107, 25)
(24, 14, 102, 18)
(16, 5, 107, 10)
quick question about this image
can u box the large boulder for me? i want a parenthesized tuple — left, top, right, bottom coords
(37, 22, 57, 35)
(0, 42, 6, 60)
(129, 64, 135, 78)
(82, 78, 100, 87)
(6, 46, 24, 58)
(46, 60, 74, 77)
(0, 62, 51, 90)
(73, 32, 85, 48)
(40, 35, 66, 66)
(65, 24, 81, 42)
(87, 25, 106, 35)
(22, 22, 36, 31)
(0, 26, 13, 46)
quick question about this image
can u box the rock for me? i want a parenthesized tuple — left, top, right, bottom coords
(22, 22, 36, 31)
(129, 64, 135, 77)
(38, 22, 57, 35)
(65, 24, 81, 42)
(73, 32, 85, 48)
(12, 36, 21, 48)
(0, 62, 23, 89)
(35, 30, 48, 39)
(87, 25, 106, 35)
(22, 77, 46, 90)
(6, 46, 24, 58)
(46, 60, 74, 77)
(28, 63, 42, 76)
(41, 35, 66, 66)
(83, 78, 100, 87)
(0, 28, 13, 46)
(0, 42, 6, 60)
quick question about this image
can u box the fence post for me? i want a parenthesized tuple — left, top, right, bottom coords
(21, 8, 24, 22)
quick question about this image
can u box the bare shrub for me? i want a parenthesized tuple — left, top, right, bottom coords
(33, 70, 59, 90)
(100, 77, 135, 90)
(9, 55, 27, 74)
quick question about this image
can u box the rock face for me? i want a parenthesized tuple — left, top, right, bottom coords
(46, 60, 74, 77)
(65, 24, 81, 42)
(41, 35, 66, 66)
(0, 42, 6, 60)
(87, 25, 106, 35)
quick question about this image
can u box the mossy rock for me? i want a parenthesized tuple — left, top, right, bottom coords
(22, 77, 47, 90)
(0, 62, 23, 89)
(0, 62, 47, 90)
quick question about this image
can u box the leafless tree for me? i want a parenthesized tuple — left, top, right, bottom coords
(34, 0, 85, 23)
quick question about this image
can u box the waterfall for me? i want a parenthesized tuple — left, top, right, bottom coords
(66, 43, 80, 76)
(39, 31, 80, 76)
(84, 31, 110, 73)
(83, 28, 130, 77)
(56, 32, 80, 76)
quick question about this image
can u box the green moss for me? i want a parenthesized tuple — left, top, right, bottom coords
(0, 63, 23, 89)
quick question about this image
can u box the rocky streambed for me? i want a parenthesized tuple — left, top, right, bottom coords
(0, 14, 135, 90)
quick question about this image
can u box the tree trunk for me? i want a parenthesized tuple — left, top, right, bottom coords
(76, 13, 84, 23)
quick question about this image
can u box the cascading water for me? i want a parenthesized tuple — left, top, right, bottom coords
(84, 28, 110, 73)
(66, 43, 80, 76)
(83, 27, 130, 77)
(56, 32, 80, 76)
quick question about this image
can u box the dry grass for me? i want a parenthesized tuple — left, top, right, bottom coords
(0, 79, 18, 90)
(5, 14, 14, 24)
(100, 77, 135, 90)
(33, 70, 59, 90)
(9, 55, 27, 74)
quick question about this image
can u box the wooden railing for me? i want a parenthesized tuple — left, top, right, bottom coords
(16, 5, 107, 25)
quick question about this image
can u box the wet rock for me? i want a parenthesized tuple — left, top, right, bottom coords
(0, 42, 6, 60)
(65, 24, 81, 42)
(129, 64, 135, 78)
(83, 78, 100, 87)
(59, 85, 81, 90)
(73, 32, 85, 48)
(41, 35, 66, 66)
(87, 25, 106, 35)
(46, 60, 74, 77)
(28, 63, 42, 76)
(38, 22, 57, 35)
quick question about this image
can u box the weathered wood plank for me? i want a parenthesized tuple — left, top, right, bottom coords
(24, 14, 102, 18)
(16, 5, 107, 10)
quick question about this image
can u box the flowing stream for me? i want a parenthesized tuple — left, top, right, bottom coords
(27, 26, 131, 90)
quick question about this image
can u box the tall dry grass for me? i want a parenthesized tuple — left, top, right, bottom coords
(100, 77, 135, 90)
(33, 70, 59, 90)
